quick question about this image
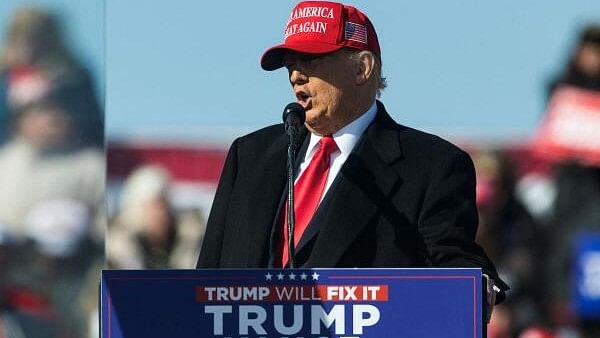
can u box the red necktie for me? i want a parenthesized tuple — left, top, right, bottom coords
(280, 135, 339, 267)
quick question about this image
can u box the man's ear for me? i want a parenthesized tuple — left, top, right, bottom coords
(355, 51, 376, 86)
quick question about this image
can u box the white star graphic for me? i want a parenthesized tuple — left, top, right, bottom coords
(289, 272, 296, 280)
(277, 273, 285, 280)
(265, 273, 273, 281)
(311, 272, 320, 281)
(300, 273, 308, 280)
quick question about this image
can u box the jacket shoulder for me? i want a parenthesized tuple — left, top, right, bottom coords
(375, 101, 469, 161)
(397, 124, 470, 161)
(236, 124, 284, 146)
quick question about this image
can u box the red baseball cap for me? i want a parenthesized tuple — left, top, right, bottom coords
(261, 1, 381, 71)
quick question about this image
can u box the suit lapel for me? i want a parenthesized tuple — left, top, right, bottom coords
(299, 103, 405, 266)
(266, 129, 310, 267)
(225, 127, 308, 266)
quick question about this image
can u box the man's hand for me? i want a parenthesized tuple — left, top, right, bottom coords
(483, 274, 496, 324)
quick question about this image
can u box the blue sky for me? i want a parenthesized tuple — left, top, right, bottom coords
(3, 1, 600, 144)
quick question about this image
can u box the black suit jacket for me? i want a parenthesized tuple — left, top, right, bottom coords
(197, 101, 508, 293)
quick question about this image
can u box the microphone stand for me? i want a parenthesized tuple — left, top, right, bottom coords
(282, 102, 304, 269)
(286, 128, 297, 268)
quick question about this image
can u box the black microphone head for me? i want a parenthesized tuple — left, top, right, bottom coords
(282, 103, 305, 134)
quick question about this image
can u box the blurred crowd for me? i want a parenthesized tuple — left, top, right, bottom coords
(477, 25, 600, 338)
(0, 4, 599, 338)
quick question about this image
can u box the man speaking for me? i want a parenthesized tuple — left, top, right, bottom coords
(197, 0, 507, 312)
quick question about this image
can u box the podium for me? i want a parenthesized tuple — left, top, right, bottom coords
(101, 268, 483, 338)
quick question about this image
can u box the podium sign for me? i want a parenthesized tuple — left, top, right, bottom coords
(101, 268, 482, 338)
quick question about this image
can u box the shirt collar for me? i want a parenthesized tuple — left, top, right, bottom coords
(306, 100, 378, 157)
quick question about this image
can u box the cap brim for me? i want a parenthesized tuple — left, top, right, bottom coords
(260, 41, 345, 71)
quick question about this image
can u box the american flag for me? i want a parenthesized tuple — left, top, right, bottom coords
(345, 22, 367, 44)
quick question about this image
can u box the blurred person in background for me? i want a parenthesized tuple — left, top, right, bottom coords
(548, 25, 600, 94)
(0, 6, 103, 147)
(0, 80, 104, 240)
(107, 165, 205, 269)
(473, 150, 546, 337)
(0, 87, 104, 338)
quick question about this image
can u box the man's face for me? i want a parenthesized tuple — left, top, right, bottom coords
(283, 49, 358, 135)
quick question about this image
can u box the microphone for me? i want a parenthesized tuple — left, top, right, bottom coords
(282, 102, 306, 136)
(282, 102, 305, 268)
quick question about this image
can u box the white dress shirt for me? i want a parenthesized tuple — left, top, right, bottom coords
(296, 101, 378, 203)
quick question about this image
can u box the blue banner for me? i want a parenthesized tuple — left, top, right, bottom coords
(101, 268, 482, 338)
(574, 233, 600, 318)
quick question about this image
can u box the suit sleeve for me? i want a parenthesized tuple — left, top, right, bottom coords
(418, 149, 509, 295)
(196, 139, 239, 268)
